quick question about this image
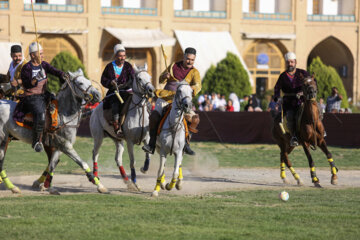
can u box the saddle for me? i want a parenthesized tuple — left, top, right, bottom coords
(157, 104, 189, 139)
(103, 95, 132, 129)
(13, 99, 59, 132)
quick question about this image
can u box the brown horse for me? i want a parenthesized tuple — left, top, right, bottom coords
(272, 75, 338, 188)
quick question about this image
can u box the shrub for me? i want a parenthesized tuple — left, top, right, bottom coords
(201, 52, 251, 98)
(47, 51, 87, 93)
(308, 57, 348, 108)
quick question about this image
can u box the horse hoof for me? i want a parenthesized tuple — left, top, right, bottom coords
(165, 183, 173, 191)
(97, 183, 108, 194)
(49, 187, 60, 195)
(32, 180, 42, 190)
(140, 167, 147, 174)
(160, 181, 166, 190)
(176, 180, 182, 190)
(282, 178, 290, 184)
(314, 182, 322, 188)
(331, 175, 338, 185)
(297, 179, 304, 186)
(11, 186, 21, 194)
(40, 185, 48, 192)
(151, 191, 159, 197)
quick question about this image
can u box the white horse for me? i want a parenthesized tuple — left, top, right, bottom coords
(90, 64, 155, 190)
(151, 82, 193, 197)
(0, 68, 108, 194)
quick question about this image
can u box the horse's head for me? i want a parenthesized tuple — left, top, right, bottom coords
(175, 81, 193, 113)
(302, 75, 317, 101)
(133, 64, 155, 98)
(66, 68, 102, 104)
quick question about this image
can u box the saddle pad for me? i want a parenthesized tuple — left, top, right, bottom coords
(15, 100, 59, 131)
(283, 103, 305, 134)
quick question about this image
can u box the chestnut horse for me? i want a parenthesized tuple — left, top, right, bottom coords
(272, 75, 338, 188)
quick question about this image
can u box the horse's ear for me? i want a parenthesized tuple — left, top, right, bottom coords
(76, 68, 84, 76)
(144, 63, 148, 71)
(299, 72, 304, 79)
(311, 73, 316, 79)
(133, 63, 138, 72)
(68, 71, 75, 79)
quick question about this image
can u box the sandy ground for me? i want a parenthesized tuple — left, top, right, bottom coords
(0, 165, 359, 197)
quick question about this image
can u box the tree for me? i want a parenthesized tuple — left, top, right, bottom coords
(201, 52, 251, 98)
(308, 57, 348, 108)
(47, 51, 88, 93)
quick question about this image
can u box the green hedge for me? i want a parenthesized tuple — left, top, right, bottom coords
(308, 57, 348, 108)
(201, 52, 251, 98)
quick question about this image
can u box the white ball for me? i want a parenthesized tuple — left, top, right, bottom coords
(279, 191, 289, 201)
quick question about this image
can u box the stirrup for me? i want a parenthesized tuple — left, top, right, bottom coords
(142, 144, 155, 154)
(290, 136, 299, 147)
(33, 142, 44, 152)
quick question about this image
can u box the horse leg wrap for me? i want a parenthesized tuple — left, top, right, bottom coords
(38, 166, 50, 183)
(169, 178, 177, 189)
(131, 168, 136, 183)
(328, 158, 338, 175)
(155, 178, 162, 192)
(44, 172, 54, 188)
(0, 176, 2, 184)
(178, 166, 183, 180)
(0, 170, 15, 189)
(289, 167, 300, 180)
(310, 167, 319, 183)
(143, 158, 150, 172)
(93, 162, 99, 178)
(280, 163, 286, 179)
(85, 168, 99, 185)
(119, 166, 129, 181)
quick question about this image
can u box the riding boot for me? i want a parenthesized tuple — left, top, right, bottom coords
(287, 116, 299, 147)
(184, 114, 200, 155)
(32, 130, 44, 152)
(184, 139, 195, 156)
(142, 111, 161, 154)
(113, 120, 124, 138)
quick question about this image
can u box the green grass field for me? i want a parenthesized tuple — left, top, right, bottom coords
(0, 189, 359, 240)
(1, 138, 360, 239)
(3, 137, 360, 175)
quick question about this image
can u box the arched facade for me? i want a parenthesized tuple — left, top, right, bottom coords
(243, 40, 287, 97)
(25, 35, 83, 63)
(307, 36, 354, 97)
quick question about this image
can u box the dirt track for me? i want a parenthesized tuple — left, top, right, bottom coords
(0, 167, 359, 197)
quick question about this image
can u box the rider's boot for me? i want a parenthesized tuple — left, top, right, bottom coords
(290, 135, 299, 147)
(142, 111, 161, 154)
(184, 115, 200, 155)
(287, 115, 299, 147)
(113, 120, 124, 138)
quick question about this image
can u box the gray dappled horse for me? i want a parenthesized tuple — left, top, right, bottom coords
(151, 82, 193, 197)
(0, 69, 107, 194)
(90, 64, 155, 190)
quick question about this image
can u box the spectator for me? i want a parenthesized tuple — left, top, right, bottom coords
(345, 108, 352, 113)
(218, 94, 227, 109)
(319, 98, 325, 113)
(229, 93, 240, 112)
(245, 98, 253, 112)
(240, 95, 249, 111)
(226, 99, 234, 112)
(267, 95, 280, 112)
(211, 92, 220, 110)
(326, 87, 342, 113)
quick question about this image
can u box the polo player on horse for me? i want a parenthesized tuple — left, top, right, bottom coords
(101, 44, 135, 138)
(142, 47, 201, 155)
(274, 52, 310, 147)
(21, 42, 66, 152)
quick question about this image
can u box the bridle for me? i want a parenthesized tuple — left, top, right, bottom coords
(61, 74, 95, 105)
(174, 83, 192, 112)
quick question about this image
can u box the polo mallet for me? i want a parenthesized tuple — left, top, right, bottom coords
(31, 0, 41, 65)
(114, 83, 124, 104)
